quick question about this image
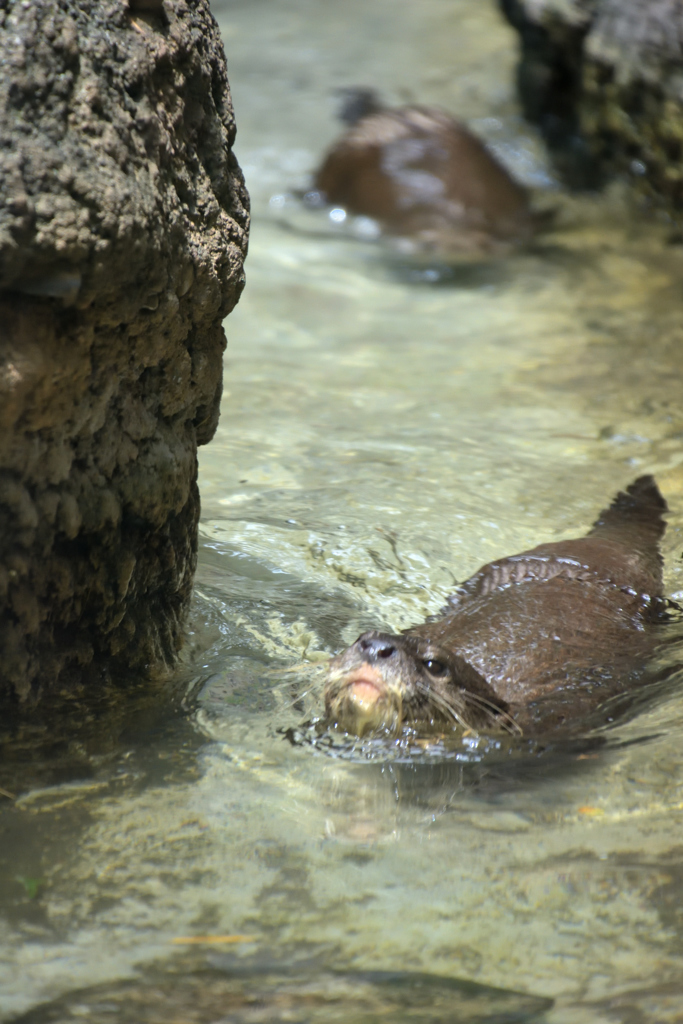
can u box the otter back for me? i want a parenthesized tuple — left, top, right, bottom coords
(412, 476, 669, 733)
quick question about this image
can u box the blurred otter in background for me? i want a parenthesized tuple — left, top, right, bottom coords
(310, 87, 538, 260)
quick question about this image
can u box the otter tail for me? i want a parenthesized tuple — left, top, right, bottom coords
(588, 475, 667, 555)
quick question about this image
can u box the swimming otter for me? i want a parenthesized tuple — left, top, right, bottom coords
(310, 87, 536, 259)
(325, 477, 675, 738)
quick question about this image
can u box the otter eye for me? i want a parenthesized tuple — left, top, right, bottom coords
(423, 658, 447, 676)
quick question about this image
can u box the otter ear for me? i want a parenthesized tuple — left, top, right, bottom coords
(450, 654, 510, 710)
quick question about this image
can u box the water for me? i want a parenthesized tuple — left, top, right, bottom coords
(4, 0, 683, 1021)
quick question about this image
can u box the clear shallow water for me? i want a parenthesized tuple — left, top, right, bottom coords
(4, 1, 683, 1021)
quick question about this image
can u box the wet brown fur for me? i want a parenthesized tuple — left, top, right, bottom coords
(313, 88, 536, 259)
(325, 477, 672, 738)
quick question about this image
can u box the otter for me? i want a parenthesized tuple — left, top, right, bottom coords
(325, 477, 677, 739)
(310, 87, 537, 259)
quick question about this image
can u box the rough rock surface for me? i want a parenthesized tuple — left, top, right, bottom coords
(500, 0, 683, 203)
(0, 0, 249, 700)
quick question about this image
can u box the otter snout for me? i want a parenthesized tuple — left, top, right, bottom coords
(324, 631, 405, 736)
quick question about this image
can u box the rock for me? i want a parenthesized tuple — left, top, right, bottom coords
(500, 0, 683, 203)
(0, 0, 249, 700)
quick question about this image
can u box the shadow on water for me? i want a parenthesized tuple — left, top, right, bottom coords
(25, 956, 683, 1024)
(0, 668, 205, 799)
(17, 955, 683, 1023)
(9, 956, 554, 1024)
(279, 718, 660, 810)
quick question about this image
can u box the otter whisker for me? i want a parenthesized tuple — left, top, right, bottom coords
(269, 663, 329, 711)
(275, 686, 321, 711)
(460, 689, 523, 736)
(265, 661, 329, 676)
(413, 678, 522, 737)
(413, 679, 471, 731)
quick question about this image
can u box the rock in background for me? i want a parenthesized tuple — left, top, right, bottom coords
(0, 0, 249, 700)
(500, 0, 683, 203)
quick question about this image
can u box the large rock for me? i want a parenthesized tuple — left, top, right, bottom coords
(500, 0, 683, 202)
(0, 0, 249, 700)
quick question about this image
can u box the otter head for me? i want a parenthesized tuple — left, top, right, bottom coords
(324, 629, 515, 738)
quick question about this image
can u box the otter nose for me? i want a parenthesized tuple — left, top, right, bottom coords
(358, 634, 397, 661)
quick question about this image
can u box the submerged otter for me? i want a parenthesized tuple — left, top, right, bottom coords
(325, 477, 676, 739)
(310, 87, 537, 259)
